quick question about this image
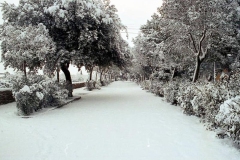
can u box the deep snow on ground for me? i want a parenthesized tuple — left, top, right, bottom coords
(1, 81, 240, 160)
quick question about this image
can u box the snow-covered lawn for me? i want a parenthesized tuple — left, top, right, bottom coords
(0, 81, 240, 160)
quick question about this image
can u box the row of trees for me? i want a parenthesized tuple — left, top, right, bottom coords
(0, 0, 130, 96)
(132, 0, 240, 82)
(131, 0, 240, 145)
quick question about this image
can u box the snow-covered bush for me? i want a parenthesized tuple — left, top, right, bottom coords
(137, 68, 240, 143)
(85, 80, 101, 91)
(11, 74, 29, 93)
(174, 80, 230, 131)
(100, 79, 110, 86)
(177, 82, 227, 121)
(85, 78, 112, 91)
(156, 70, 171, 82)
(154, 81, 166, 97)
(201, 83, 227, 125)
(149, 80, 162, 96)
(164, 81, 179, 105)
(0, 79, 12, 88)
(156, 86, 164, 97)
(85, 80, 95, 91)
(12, 75, 68, 115)
(39, 79, 68, 107)
(225, 69, 240, 99)
(95, 80, 101, 89)
(177, 82, 196, 115)
(216, 96, 240, 143)
(15, 85, 42, 115)
(140, 80, 151, 90)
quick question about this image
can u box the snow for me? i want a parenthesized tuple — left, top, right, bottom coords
(19, 85, 31, 93)
(44, 4, 67, 19)
(36, 91, 44, 100)
(96, 8, 103, 16)
(216, 96, 240, 124)
(58, 10, 66, 18)
(0, 81, 240, 160)
(237, 6, 240, 13)
(45, 5, 59, 15)
(86, 2, 93, 9)
(0, 88, 11, 91)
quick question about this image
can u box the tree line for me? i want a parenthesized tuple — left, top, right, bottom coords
(131, 0, 240, 82)
(0, 0, 130, 97)
(130, 0, 240, 145)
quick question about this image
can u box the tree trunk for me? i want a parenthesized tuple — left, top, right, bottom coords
(23, 61, 27, 78)
(57, 66, 60, 83)
(171, 67, 176, 80)
(89, 67, 93, 80)
(189, 29, 207, 83)
(192, 57, 201, 83)
(61, 62, 73, 97)
(100, 71, 103, 82)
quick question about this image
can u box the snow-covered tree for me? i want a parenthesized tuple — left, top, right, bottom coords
(0, 23, 56, 77)
(132, 14, 169, 80)
(158, 0, 240, 82)
(72, 0, 129, 77)
(1, 0, 128, 96)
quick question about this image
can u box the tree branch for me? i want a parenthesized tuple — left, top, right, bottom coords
(199, 47, 207, 61)
(199, 29, 208, 61)
(198, 29, 207, 55)
(188, 33, 198, 53)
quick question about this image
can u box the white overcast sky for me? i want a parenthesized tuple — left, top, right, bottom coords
(110, 0, 162, 46)
(0, 0, 162, 73)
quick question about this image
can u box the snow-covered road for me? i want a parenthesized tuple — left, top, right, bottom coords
(0, 81, 240, 160)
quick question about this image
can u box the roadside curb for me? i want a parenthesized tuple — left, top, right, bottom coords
(21, 96, 82, 118)
(56, 96, 82, 109)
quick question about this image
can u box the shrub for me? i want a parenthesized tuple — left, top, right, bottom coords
(85, 80, 95, 91)
(15, 85, 41, 115)
(177, 82, 196, 115)
(100, 79, 110, 86)
(149, 80, 160, 95)
(140, 80, 151, 90)
(224, 69, 240, 99)
(156, 70, 171, 82)
(0, 79, 12, 88)
(138, 68, 240, 144)
(215, 96, 240, 144)
(39, 79, 68, 107)
(12, 75, 68, 116)
(164, 81, 179, 105)
(85, 80, 101, 91)
(95, 80, 101, 89)
(200, 83, 227, 126)
(177, 81, 227, 127)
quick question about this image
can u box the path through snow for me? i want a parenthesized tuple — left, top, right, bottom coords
(0, 81, 240, 160)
